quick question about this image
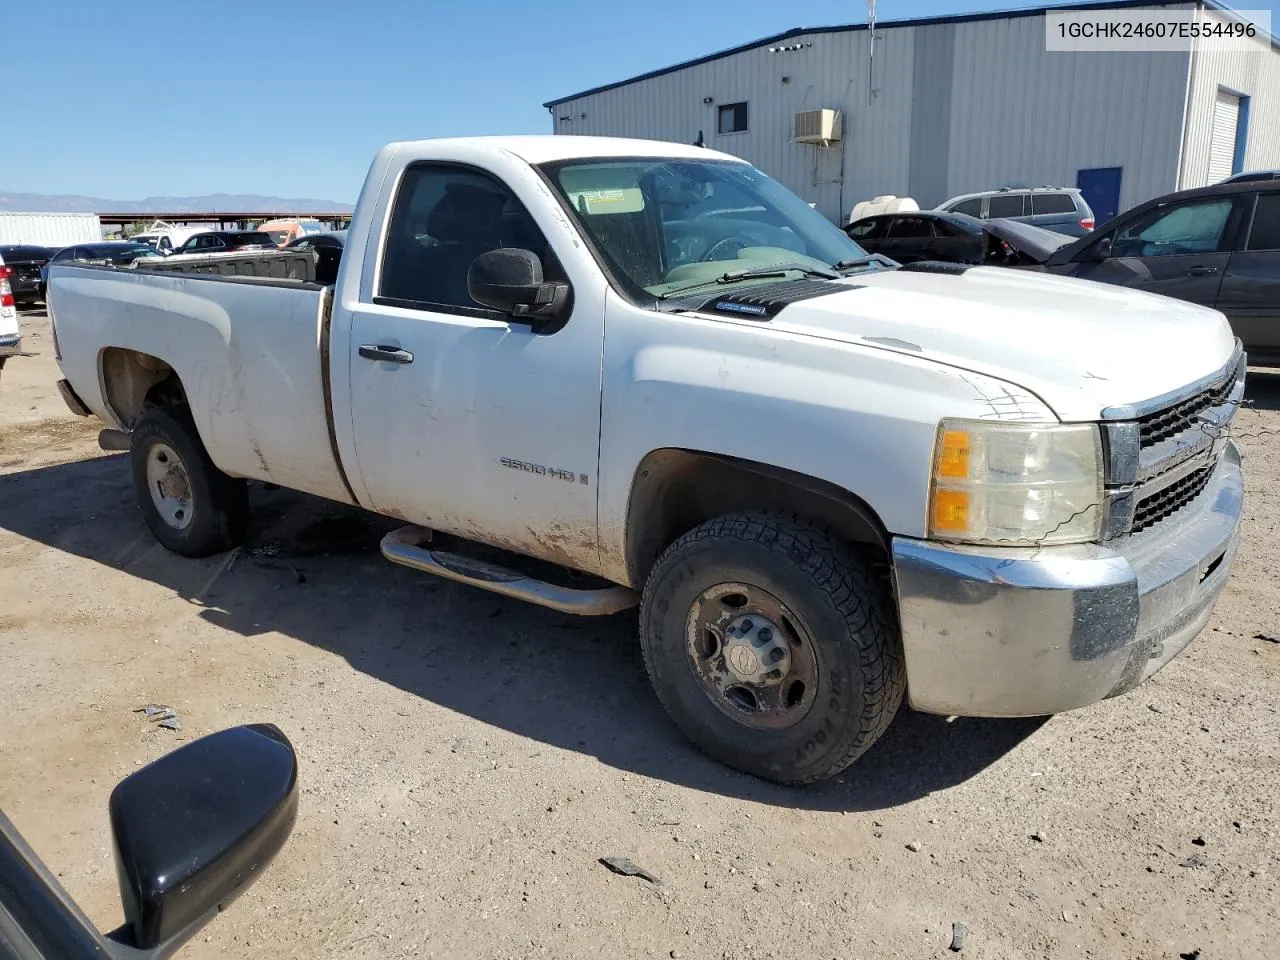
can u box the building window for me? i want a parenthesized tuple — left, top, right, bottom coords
(717, 102, 748, 134)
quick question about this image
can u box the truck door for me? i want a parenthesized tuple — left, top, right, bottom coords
(337, 161, 605, 573)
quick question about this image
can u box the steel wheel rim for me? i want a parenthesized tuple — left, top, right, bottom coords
(684, 581, 819, 730)
(145, 442, 194, 531)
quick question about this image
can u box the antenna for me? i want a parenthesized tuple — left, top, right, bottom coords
(867, 0, 876, 106)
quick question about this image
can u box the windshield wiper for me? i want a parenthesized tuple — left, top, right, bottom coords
(833, 253, 898, 272)
(657, 262, 839, 300)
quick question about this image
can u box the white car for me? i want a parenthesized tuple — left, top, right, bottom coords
(46, 136, 1244, 785)
(0, 251, 21, 375)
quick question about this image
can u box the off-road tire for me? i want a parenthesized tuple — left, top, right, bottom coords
(130, 405, 248, 557)
(639, 512, 904, 785)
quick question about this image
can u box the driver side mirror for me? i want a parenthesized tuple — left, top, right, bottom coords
(468, 248, 570, 328)
(1091, 236, 1113, 262)
(107, 724, 297, 958)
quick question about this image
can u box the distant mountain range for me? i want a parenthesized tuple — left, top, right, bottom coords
(0, 190, 354, 214)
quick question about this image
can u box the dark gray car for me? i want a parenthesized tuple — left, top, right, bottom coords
(1014, 180, 1280, 365)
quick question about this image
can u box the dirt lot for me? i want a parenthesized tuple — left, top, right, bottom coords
(1, 308, 1277, 960)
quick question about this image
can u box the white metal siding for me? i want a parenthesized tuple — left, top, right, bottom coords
(1179, 8, 1280, 188)
(548, 4, 1198, 221)
(945, 10, 1191, 214)
(1207, 89, 1241, 181)
(0, 212, 102, 246)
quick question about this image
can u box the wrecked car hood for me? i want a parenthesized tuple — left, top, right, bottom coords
(980, 218, 1075, 262)
(758, 266, 1237, 422)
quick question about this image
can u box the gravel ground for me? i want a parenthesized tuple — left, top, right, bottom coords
(1, 308, 1277, 960)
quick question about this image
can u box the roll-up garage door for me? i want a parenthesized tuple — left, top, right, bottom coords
(1207, 90, 1241, 183)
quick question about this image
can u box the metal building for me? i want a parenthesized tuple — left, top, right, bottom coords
(544, 0, 1280, 224)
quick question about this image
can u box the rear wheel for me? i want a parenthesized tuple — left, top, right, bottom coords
(130, 406, 248, 557)
(639, 513, 904, 785)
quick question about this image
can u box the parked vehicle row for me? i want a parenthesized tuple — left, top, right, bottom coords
(49, 135, 1244, 786)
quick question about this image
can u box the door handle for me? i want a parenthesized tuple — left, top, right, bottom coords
(1186, 265, 1219, 276)
(359, 344, 414, 364)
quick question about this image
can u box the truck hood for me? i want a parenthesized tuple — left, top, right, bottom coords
(980, 218, 1075, 262)
(758, 266, 1237, 421)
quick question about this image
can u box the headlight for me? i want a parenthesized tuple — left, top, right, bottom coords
(928, 419, 1103, 546)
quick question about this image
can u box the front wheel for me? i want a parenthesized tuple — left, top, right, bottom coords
(639, 513, 905, 785)
(130, 406, 248, 557)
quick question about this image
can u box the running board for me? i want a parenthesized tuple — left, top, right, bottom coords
(380, 525, 638, 616)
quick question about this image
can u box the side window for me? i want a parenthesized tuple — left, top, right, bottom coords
(379, 163, 553, 312)
(887, 217, 931, 239)
(160, 237, 172, 253)
(848, 218, 886, 239)
(987, 193, 1026, 218)
(1245, 193, 1280, 251)
(1113, 199, 1233, 258)
(717, 102, 748, 134)
(1032, 193, 1076, 215)
(951, 198, 983, 216)
(933, 219, 968, 239)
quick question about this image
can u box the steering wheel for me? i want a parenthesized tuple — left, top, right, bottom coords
(701, 237, 747, 262)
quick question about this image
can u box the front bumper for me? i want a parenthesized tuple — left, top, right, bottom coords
(0, 333, 20, 358)
(892, 441, 1243, 717)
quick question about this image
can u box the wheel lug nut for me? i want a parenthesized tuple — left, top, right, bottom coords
(740, 619, 753, 632)
(758, 627, 772, 642)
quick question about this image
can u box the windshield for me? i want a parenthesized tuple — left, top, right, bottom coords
(297, 220, 324, 234)
(260, 231, 290, 245)
(539, 157, 871, 300)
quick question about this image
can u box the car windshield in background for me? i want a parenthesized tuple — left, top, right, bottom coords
(263, 231, 290, 245)
(239, 233, 277, 246)
(297, 221, 325, 234)
(539, 157, 874, 300)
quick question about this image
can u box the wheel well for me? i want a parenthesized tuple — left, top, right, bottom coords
(100, 348, 187, 428)
(624, 449, 890, 587)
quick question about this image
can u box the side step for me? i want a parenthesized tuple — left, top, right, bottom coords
(380, 525, 639, 616)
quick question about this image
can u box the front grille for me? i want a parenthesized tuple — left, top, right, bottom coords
(1131, 464, 1215, 534)
(1137, 374, 1235, 449)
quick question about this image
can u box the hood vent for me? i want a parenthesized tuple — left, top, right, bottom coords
(698, 278, 855, 319)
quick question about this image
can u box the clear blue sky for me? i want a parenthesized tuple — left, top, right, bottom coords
(3, 0, 1275, 202)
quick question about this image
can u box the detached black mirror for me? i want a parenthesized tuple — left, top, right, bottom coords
(1091, 236, 1113, 262)
(468, 248, 569, 324)
(108, 724, 297, 958)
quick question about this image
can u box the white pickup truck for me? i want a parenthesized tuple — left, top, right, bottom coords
(48, 136, 1245, 785)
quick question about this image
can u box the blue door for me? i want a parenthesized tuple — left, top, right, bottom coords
(1076, 167, 1123, 225)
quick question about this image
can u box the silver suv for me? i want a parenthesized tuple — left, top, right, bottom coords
(936, 186, 1095, 237)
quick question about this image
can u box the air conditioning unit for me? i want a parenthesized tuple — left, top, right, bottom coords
(793, 109, 842, 144)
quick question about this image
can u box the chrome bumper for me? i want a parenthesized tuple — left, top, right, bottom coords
(0, 333, 20, 357)
(892, 441, 1242, 717)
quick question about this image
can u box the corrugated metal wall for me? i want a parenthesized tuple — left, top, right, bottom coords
(0, 212, 103, 246)
(547, 3, 1272, 222)
(1180, 7, 1280, 188)
(944, 12, 1191, 213)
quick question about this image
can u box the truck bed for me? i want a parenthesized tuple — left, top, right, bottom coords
(48, 263, 353, 505)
